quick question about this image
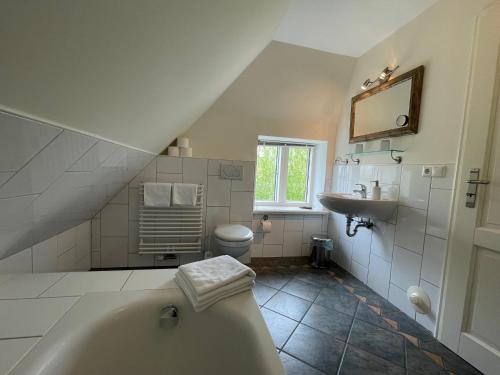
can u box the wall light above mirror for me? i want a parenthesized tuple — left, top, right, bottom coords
(350, 65, 424, 143)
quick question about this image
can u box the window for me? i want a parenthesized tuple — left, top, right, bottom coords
(255, 138, 317, 206)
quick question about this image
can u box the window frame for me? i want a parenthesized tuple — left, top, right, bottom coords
(255, 141, 316, 207)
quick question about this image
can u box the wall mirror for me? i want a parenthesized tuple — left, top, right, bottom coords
(350, 65, 424, 143)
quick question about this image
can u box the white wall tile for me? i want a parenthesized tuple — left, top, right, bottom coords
(127, 253, 154, 268)
(229, 191, 253, 222)
(351, 227, 371, 267)
(75, 221, 91, 261)
(378, 165, 401, 185)
(427, 189, 452, 239)
(350, 261, 368, 283)
(231, 161, 255, 192)
(431, 164, 455, 190)
(101, 237, 128, 268)
(371, 220, 395, 261)
(391, 246, 422, 290)
(250, 232, 263, 257)
(32, 237, 58, 273)
(0, 172, 14, 187)
(283, 231, 302, 257)
(110, 186, 129, 204)
(284, 215, 304, 232)
(101, 204, 128, 237)
(399, 165, 431, 209)
(56, 227, 77, 255)
(69, 140, 118, 172)
(0, 248, 32, 274)
(263, 244, 283, 257)
(0, 131, 96, 198)
(129, 159, 157, 188)
(91, 251, 101, 268)
(302, 216, 323, 244)
(156, 173, 182, 183)
(336, 239, 353, 271)
(395, 206, 426, 254)
(367, 253, 391, 298)
(263, 215, 284, 245)
(157, 156, 182, 174)
(421, 235, 446, 287)
(182, 158, 208, 185)
(0, 111, 62, 172)
(207, 175, 231, 206)
(301, 243, 312, 256)
(327, 213, 337, 238)
(388, 283, 416, 319)
(205, 206, 230, 235)
(416, 279, 440, 333)
(57, 247, 77, 271)
(207, 159, 232, 176)
(128, 187, 139, 221)
(252, 215, 263, 233)
(91, 217, 101, 251)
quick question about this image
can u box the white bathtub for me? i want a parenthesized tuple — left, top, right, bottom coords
(11, 289, 284, 375)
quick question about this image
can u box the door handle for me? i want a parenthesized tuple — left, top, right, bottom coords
(466, 179, 490, 185)
(465, 168, 489, 208)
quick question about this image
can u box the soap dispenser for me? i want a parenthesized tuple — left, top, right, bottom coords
(371, 180, 381, 200)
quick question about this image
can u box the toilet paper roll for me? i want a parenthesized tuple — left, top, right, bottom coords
(167, 146, 180, 156)
(177, 137, 190, 148)
(179, 147, 192, 157)
(261, 220, 272, 233)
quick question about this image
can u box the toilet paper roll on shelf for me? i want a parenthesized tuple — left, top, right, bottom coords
(167, 146, 180, 156)
(177, 137, 190, 148)
(180, 147, 192, 157)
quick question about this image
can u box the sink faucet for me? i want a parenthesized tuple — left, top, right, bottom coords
(353, 184, 367, 198)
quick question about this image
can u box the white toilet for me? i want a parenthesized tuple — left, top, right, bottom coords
(213, 224, 253, 258)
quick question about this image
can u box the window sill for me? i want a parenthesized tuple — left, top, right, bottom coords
(253, 206, 329, 216)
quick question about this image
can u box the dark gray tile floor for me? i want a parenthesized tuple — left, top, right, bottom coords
(252, 263, 483, 375)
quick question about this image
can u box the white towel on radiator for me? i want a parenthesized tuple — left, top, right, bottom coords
(174, 255, 256, 312)
(143, 183, 171, 207)
(172, 183, 198, 207)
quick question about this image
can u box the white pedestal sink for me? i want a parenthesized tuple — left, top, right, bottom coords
(317, 192, 398, 221)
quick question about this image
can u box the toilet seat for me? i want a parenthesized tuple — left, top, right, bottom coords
(214, 224, 253, 242)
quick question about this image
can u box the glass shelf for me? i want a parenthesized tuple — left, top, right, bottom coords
(346, 149, 405, 164)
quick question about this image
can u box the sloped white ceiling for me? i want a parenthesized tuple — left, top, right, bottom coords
(274, 0, 440, 57)
(0, 0, 290, 153)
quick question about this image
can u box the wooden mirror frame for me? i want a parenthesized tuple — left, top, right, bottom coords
(349, 65, 425, 143)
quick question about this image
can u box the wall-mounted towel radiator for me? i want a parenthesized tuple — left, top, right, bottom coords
(137, 184, 204, 255)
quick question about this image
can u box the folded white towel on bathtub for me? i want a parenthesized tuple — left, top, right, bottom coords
(174, 255, 256, 312)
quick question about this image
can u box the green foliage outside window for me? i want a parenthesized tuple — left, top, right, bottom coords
(286, 147, 309, 202)
(255, 145, 278, 201)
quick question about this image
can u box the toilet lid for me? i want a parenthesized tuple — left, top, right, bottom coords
(214, 224, 253, 242)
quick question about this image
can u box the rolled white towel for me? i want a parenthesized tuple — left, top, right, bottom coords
(175, 255, 256, 312)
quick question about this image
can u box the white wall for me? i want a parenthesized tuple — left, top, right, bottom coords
(0, 0, 289, 153)
(181, 41, 355, 168)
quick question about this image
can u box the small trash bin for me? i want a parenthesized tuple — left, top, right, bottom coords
(310, 234, 333, 269)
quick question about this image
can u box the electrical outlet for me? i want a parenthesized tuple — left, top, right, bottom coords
(422, 166, 432, 177)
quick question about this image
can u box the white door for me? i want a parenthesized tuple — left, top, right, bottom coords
(439, 3, 500, 375)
